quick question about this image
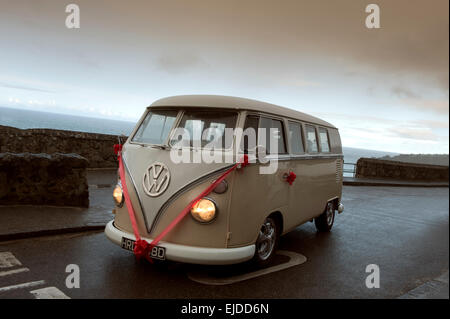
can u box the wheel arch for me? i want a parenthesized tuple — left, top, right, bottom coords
(326, 196, 340, 210)
(251, 210, 285, 244)
(267, 211, 284, 236)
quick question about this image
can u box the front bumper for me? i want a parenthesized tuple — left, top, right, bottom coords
(104, 220, 255, 265)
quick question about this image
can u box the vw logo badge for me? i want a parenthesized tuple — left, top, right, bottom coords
(142, 162, 170, 197)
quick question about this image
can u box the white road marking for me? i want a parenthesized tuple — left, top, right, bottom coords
(0, 251, 70, 298)
(0, 280, 45, 293)
(30, 287, 71, 299)
(0, 252, 22, 268)
(0, 267, 30, 277)
(188, 250, 307, 286)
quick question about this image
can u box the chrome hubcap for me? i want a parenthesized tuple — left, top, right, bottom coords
(326, 203, 334, 226)
(256, 218, 276, 260)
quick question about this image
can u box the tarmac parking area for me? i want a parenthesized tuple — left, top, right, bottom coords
(0, 186, 448, 298)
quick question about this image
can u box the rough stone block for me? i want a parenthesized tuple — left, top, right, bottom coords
(0, 152, 89, 207)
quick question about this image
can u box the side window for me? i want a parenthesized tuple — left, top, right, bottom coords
(288, 121, 304, 155)
(318, 127, 330, 152)
(241, 115, 259, 153)
(305, 124, 319, 153)
(259, 117, 287, 154)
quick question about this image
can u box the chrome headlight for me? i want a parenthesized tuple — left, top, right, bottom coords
(190, 198, 217, 223)
(113, 182, 124, 207)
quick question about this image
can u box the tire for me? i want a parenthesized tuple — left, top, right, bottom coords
(314, 202, 335, 232)
(252, 216, 279, 267)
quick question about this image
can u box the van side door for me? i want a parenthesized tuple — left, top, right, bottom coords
(228, 114, 289, 246)
(285, 120, 316, 228)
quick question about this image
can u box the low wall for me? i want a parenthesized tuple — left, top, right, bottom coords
(355, 158, 449, 182)
(0, 152, 89, 207)
(0, 125, 123, 168)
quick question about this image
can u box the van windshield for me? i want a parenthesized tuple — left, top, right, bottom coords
(170, 110, 238, 149)
(132, 110, 178, 145)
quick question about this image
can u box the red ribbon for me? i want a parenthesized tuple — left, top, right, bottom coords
(116, 143, 248, 262)
(114, 144, 123, 155)
(117, 145, 149, 260)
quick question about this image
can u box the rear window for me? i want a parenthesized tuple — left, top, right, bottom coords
(170, 110, 238, 149)
(132, 110, 178, 144)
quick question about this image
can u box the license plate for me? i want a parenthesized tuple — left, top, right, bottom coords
(120, 237, 166, 260)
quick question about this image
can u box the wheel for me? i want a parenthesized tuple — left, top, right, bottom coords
(314, 202, 335, 232)
(252, 216, 279, 267)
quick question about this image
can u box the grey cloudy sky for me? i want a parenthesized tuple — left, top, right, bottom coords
(0, 0, 448, 153)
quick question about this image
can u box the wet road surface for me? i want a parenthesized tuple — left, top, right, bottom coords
(0, 186, 448, 298)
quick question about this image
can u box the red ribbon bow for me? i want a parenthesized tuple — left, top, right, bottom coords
(286, 171, 296, 185)
(133, 239, 150, 260)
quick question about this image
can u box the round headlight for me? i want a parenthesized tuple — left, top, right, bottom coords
(113, 184, 124, 207)
(190, 198, 217, 223)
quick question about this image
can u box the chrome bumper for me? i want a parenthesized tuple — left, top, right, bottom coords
(104, 221, 255, 265)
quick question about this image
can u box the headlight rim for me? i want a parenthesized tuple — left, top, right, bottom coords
(190, 197, 218, 224)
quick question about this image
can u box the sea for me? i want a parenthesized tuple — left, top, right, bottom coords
(0, 106, 134, 136)
(0, 106, 398, 169)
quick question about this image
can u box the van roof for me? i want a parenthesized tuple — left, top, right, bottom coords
(149, 95, 336, 129)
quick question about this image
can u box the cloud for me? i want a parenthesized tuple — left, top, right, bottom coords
(0, 82, 55, 93)
(311, 112, 399, 125)
(401, 98, 449, 115)
(413, 119, 449, 129)
(391, 86, 420, 99)
(2, 0, 448, 93)
(156, 53, 208, 74)
(388, 127, 439, 141)
(314, 111, 447, 145)
(136, 0, 449, 92)
(283, 79, 321, 88)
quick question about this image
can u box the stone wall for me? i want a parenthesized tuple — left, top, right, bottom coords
(0, 152, 89, 207)
(0, 125, 123, 168)
(356, 158, 449, 182)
